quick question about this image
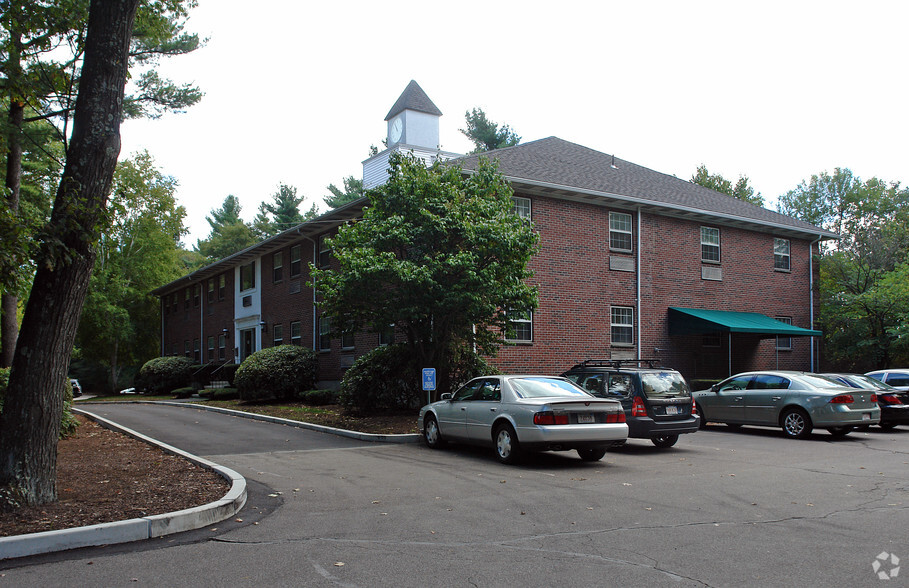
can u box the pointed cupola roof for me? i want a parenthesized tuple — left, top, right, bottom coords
(384, 80, 442, 121)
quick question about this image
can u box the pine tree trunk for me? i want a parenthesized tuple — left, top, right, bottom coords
(0, 0, 139, 509)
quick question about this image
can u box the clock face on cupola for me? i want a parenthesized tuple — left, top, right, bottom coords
(384, 80, 442, 150)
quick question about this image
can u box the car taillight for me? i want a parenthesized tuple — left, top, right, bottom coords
(691, 401, 697, 415)
(870, 394, 878, 403)
(632, 396, 647, 417)
(829, 394, 854, 404)
(605, 411, 626, 423)
(534, 411, 569, 425)
(879, 394, 900, 404)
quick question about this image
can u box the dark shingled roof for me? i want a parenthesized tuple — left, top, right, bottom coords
(385, 80, 443, 120)
(452, 137, 834, 239)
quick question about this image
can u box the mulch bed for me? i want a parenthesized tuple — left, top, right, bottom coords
(0, 416, 230, 537)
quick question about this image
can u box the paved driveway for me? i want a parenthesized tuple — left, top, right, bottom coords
(2, 403, 907, 586)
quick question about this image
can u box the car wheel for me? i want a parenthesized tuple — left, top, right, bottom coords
(696, 404, 708, 429)
(781, 408, 813, 439)
(827, 426, 853, 437)
(577, 447, 607, 462)
(879, 423, 897, 431)
(651, 434, 679, 448)
(493, 423, 521, 464)
(423, 415, 445, 449)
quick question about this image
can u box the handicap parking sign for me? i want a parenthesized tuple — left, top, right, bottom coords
(422, 368, 436, 391)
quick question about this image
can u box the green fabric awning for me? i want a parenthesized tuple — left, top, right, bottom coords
(668, 307, 822, 337)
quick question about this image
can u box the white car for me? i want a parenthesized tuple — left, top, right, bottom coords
(418, 375, 628, 464)
(866, 370, 909, 392)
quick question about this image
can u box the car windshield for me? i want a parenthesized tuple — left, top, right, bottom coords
(509, 377, 590, 399)
(640, 372, 690, 398)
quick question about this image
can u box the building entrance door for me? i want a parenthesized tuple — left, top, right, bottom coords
(240, 328, 255, 362)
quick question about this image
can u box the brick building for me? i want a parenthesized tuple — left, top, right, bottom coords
(153, 81, 834, 386)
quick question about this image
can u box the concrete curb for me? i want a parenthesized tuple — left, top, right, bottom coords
(0, 410, 247, 561)
(90, 399, 423, 444)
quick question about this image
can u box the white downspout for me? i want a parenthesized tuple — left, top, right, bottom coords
(809, 235, 823, 371)
(636, 207, 642, 361)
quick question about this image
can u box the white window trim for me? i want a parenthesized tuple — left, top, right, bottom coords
(505, 309, 533, 343)
(610, 306, 634, 346)
(701, 226, 721, 264)
(512, 196, 531, 220)
(774, 238, 791, 271)
(776, 316, 792, 351)
(609, 211, 633, 253)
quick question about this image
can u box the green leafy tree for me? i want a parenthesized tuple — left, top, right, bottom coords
(0, 0, 142, 508)
(311, 152, 540, 400)
(252, 183, 317, 238)
(195, 195, 257, 261)
(779, 168, 909, 370)
(324, 176, 364, 209)
(75, 151, 187, 393)
(459, 107, 521, 153)
(0, 0, 202, 367)
(691, 164, 763, 207)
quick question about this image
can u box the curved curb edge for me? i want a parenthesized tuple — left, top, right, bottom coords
(0, 409, 247, 561)
(101, 400, 423, 444)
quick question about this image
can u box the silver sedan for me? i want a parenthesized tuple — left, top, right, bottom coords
(693, 371, 880, 439)
(418, 375, 628, 463)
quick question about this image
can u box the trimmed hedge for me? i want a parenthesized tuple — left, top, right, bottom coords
(235, 345, 317, 402)
(298, 388, 339, 406)
(138, 356, 194, 395)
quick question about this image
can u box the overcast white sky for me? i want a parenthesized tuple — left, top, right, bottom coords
(119, 1, 909, 247)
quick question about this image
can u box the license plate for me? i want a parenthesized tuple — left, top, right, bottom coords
(577, 414, 595, 424)
(665, 405, 678, 415)
(862, 413, 871, 420)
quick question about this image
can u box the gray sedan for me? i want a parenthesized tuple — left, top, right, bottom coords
(418, 375, 628, 463)
(693, 371, 880, 439)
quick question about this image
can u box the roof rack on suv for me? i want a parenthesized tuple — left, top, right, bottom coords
(574, 358, 663, 369)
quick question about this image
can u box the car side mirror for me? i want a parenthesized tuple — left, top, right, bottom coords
(711, 384, 720, 393)
(440, 392, 452, 401)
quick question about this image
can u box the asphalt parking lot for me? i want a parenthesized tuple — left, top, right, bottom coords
(2, 403, 906, 587)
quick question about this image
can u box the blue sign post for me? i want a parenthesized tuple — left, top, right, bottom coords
(422, 368, 436, 404)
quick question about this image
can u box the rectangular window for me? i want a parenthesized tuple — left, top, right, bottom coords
(701, 226, 720, 263)
(318, 235, 331, 268)
(774, 238, 791, 271)
(379, 325, 395, 346)
(218, 334, 226, 361)
(273, 324, 284, 347)
(273, 251, 283, 283)
(609, 211, 633, 252)
(193, 338, 201, 363)
(506, 309, 533, 343)
(218, 274, 226, 300)
(341, 330, 354, 349)
(512, 196, 531, 220)
(193, 284, 200, 307)
(290, 245, 301, 277)
(240, 261, 256, 291)
(207, 336, 215, 361)
(776, 316, 792, 351)
(184, 340, 191, 357)
(172, 293, 178, 312)
(611, 306, 634, 345)
(290, 321, 301, 346)
(184, 288, 190, 309)
(207, 279, 214, 304)
(319, 316, 331, 351)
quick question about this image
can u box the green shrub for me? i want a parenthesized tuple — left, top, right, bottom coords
(340, 344, 498, 414)
(211, 387, 239, 400)
(171, 386, 195, 398)
(298, 388, 339, 406)
(339, 345, 422, 413)
(235, 345, 317, 402)
(138, 356, 194, 395)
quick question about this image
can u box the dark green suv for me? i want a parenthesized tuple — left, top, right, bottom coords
(561, 359, 700, 448)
